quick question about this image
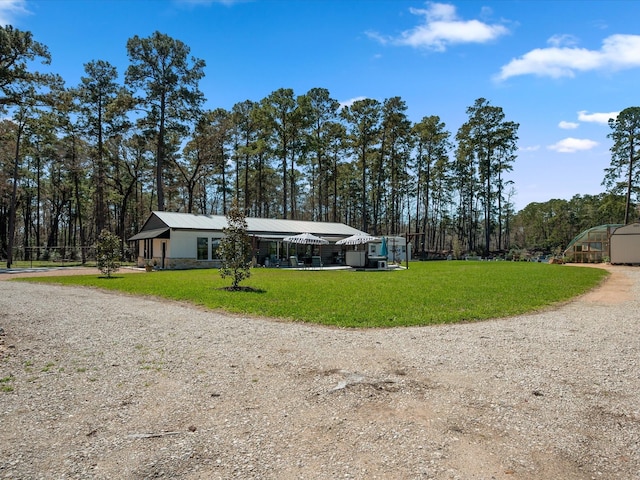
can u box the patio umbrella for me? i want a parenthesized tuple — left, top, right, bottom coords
(283, 232, 329, 245)
(380, 236, 388, 257)
(335, 233, 378, 245)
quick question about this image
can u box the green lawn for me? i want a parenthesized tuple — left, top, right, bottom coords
(15, 262, 608, 328)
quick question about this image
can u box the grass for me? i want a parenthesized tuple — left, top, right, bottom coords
(14, 261, 608, 328)
(0, 375, 14, 393)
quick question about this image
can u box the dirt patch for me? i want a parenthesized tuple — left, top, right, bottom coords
(581, 271, 634, 303)
(570, 263, 635, 304)
(1, 268, 640, 479)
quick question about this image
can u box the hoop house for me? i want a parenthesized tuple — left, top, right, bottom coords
(564, 224, 622, 263)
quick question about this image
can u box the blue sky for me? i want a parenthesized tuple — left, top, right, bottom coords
(3, 0, 639, 211)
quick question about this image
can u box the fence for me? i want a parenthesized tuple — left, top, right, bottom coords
(4, 246, 100, 268)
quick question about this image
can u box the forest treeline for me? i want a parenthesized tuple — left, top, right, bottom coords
(0, 27, 633, 267)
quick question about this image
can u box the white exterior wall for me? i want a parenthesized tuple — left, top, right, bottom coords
(170, 230, 224, 258)
(167, 229, 224, 269)
(136, 230, 227, 269)
(170, 230, 199, 258)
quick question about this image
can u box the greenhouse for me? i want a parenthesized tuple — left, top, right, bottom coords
(563, 224, 623, 263)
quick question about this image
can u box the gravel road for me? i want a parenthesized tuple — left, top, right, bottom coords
(0, 265, 639, 479)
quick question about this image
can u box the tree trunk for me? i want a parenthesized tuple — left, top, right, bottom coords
(624, 138, 634, 224)
(74, 171, 87, 264)
(96, 99, 107, 233)
(6, 122, 24, 268)
(156, 98, 166, 211)
(35, 155, 41, 255)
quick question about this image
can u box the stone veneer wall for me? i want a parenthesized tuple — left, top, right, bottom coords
(137, 257, 222, 270)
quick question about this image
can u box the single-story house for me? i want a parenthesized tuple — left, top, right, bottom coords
(610, 222, 640, 264)
(129, 211, 369, 269)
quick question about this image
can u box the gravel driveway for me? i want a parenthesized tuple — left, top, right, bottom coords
(1, 266, 639, 479)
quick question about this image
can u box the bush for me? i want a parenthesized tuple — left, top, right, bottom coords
(95, 230, 121, 278)
(218, 200, 252, 289)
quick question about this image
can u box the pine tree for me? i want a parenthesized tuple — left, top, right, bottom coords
(604, 107, 640, 224)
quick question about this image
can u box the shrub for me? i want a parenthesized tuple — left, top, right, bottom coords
(95, 229, 121, 278)
(218, 200, 252, 289)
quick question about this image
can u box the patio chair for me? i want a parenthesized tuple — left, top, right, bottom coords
(289, 256, 304, 268)
(311, 256, 323, 268)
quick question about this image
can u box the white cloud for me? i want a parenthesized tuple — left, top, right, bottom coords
(496, 34, 640, 81)
(339, 96, 368, 109)
(519, 145, 540, 152)
(558, 121, 579, 130)
(368, 2, 509, 52)
(547, 137, 599, 153)
(0, 0, 29, 26)
(547, 34, 579, 48)
(577, 110, 619, 124)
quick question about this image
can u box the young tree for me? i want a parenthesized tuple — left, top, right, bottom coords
(125, 32, 205, 211)
(95, 229, 121, 278)
(218, 200, 252, 290)
(604, 107, 640, 224)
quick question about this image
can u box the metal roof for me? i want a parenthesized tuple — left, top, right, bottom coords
(145, 211, 367, 237)
(610, 222, 640, 235)
(128, 227, 170, 241)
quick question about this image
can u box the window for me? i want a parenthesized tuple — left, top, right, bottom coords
(144, 239, 153, 260)
(211, 238, 221, 259)
(197, 237, 208, 260)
